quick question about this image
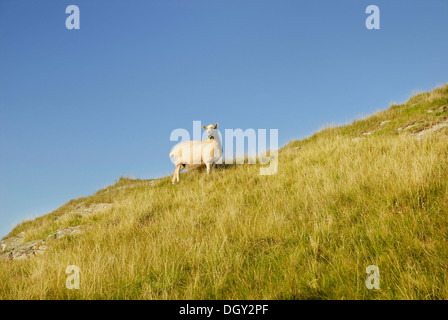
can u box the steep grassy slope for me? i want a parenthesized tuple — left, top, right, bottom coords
(1, 85, 448, 299)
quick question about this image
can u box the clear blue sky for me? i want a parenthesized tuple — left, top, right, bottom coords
(1, 0, 447, 238)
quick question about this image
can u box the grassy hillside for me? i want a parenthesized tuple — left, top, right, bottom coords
(1, 84, 448, 299)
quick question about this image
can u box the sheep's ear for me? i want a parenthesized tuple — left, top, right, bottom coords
(202, 126, 207, 129)
(214, 123, 218, 129)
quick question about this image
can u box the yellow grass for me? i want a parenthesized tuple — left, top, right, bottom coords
(1, 84, 448, 299)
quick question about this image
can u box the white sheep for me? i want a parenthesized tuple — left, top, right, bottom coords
(169, 123, 222, 184)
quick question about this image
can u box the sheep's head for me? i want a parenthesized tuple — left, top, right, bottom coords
(202, 123, 218, 139)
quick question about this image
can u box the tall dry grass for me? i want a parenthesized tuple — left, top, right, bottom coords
(1, 84, 448, 299)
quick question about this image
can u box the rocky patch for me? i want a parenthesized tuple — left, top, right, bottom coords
(46, 225, 88, 240)
(0, 225, 90, 261)
(0, 231, 25, 253)
(114, 180, 157, 191)
(397, 123, 421, 131)
(415, 120, 448, 139)
(427, 105, 448, 114)
(55, 203, 113, 225)
(60, 203, 113, 219)
(0, 240, 47, 261)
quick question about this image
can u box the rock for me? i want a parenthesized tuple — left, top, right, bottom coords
(380, 120, 391, 125)
(47, 225, 87, 240)
(56, 203, 113, 224)
(362, 132, 371, 135)
(397, 123, 420, 131)
(68, 203, 112, 218)
(0, 225, 90, 261)
(0, 231, 25, 253)
(427, 106, 447, 114)
(415, 120, 448, 139)
(114, 180, 157, 191)
(1, 240, 47, 261)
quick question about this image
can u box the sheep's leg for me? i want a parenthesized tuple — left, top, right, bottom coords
(172, 167, 177, 184)
(172, 164, 181, 184)
(206, 163, 211, 175)
(177, 164, 183, 182)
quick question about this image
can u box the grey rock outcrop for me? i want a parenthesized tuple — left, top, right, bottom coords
(0, 225, 90, 261)
(0, 240, 48, 261)
(47, 225, 86, 240)
(0, 231, 25, 253)
(415, 120, 448, 139)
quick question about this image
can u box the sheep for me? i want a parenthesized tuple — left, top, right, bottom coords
(169, 123, 222, 184)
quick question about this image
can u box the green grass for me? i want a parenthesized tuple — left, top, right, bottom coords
(1, 84, 448, 299)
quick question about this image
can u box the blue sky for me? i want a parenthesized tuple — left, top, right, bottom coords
(0, 0, 447, 238)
